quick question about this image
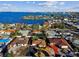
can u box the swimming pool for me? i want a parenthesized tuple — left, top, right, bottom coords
(0, 38, 10, 43)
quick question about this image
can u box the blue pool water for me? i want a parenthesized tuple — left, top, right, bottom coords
(0, 38, 10, 43)
(0, 38, 10, 49)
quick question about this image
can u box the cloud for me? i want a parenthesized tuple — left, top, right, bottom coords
(0, 3, 19, 12)
(53, 6, 58, 8)
(38, 1, 58, 7)
(2, 3, 12, 7)
(25, 1, 30, 3)
(65, 9, 74, 12)
(37, 1, 65, 12)
(26, 1, 36, 4)
(59, 2, 65, 5)
(37, 1, 65, 7)
(0, 1, 78, 12)
(64, 4, 79, 12)
(32, 1, 36, 4)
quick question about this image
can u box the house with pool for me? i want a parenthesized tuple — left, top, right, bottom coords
(0, 38, 13, 56)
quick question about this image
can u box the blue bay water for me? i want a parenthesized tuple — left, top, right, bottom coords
(0, 12, 77, 24)
(0, 12, 49, 24)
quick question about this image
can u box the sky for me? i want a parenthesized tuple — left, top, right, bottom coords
(0, 1, 79, 12)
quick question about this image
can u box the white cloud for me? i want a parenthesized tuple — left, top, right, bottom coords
(0, 1, 78, 12)
(2, 3, 12, 7)
(25, 1, 36, 4)
(37, 1, 65, 12)
(32, 1, 36, 4)
(2, 6, 9, 9)
(59, 2, 65, 5)
(63, 4, 79, 12)
(26, 1, 30, 3)
(38, 1, 58, 7)
(0, 3, 19, 12)
(53, 6, 57, 8)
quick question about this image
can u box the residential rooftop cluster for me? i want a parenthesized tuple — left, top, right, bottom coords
(0, 12, 79, 57)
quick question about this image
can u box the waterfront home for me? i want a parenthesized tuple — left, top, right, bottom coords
(0, 31, 10, 38)
(0, 29, 15, 38)
(72, 38, 79, 48)
(0, 29, 15, 34)
(48, 38, 73, 51)
(19, 30, 30, 37)
(8, 37, 29, 56)
(32, 30, 41, 34)
(0, 23, 4, 30)
(0, 38, 12, 56)
(45, 30, 59, 38)
(0, 52, 3, 57)
(32, 39, 46, 47)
